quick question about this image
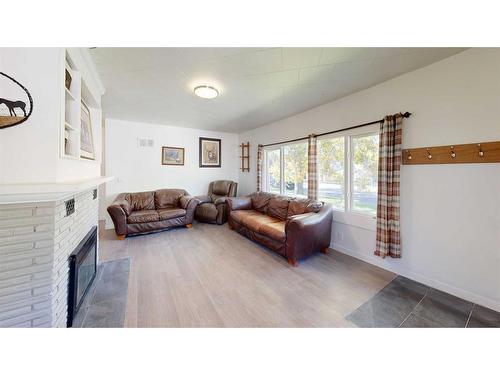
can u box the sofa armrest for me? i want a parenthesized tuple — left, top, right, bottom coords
(227, 196, 252, 211)
(195, 195, 212, 204)
(180, 195, 196, 209)
(285, 204, 333, 261)
(183, 196, 199, 224)
(214, 197, 227, 206)
(107, 193, 129, 236)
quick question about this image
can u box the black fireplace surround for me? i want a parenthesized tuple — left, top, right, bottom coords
(67, 226, 98, 327)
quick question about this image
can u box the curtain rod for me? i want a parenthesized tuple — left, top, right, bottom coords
(259, 112, 411, 148)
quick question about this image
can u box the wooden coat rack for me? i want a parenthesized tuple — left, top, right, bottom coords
(402, 141, 500, 165)
(239, 142, 250, 172)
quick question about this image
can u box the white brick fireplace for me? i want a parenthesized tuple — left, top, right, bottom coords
(0, 178, 111, 327)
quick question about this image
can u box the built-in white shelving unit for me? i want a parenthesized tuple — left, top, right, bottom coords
(60, 49, 101, 162)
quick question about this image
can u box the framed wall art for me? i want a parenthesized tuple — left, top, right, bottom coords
(162, 146, 185, 166)
(0, 71, 34, 130)
(80, 100, 95, 160)
(199, 137, 221, 168)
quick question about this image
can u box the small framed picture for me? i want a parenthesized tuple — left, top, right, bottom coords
(199, 137, 221, 168)
(80, 100, 95, 160)
(162, 146, 185, 166)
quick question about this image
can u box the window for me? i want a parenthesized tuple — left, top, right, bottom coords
(351, 133, 379, 216)
(266, 148, 281, 194)
(265, 142, 308, 198)
(318, 137, 345, 210)
(264, 130, 379, 219)
(317, 130, 379, 218)
(283, 143, 308, 198)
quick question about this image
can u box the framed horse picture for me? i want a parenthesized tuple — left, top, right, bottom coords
(80, 100, 95, 160)
(0, 72, 33, 130)
(199, 137, 221, 168)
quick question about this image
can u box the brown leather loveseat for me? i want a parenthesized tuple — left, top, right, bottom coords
(195, 180, 238, 225)
(107, 189, 198, 239)
(227, 192, 333, 266)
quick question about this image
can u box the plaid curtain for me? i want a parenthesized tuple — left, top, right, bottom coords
(257, 144, 263, 192)
(375, 114, 403, 259)
(307, 134, 318, 200)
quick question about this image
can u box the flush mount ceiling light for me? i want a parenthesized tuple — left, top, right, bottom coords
(194, 85, 219, 99)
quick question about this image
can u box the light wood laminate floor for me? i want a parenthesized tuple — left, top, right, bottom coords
(99, 222, 396, 327)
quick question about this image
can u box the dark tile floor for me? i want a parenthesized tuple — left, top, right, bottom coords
(347, 276, 500, 328)
(72, 258, 130, 328)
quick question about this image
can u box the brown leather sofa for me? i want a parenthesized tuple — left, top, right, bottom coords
(227, 192, 333, 266)
(107, 189, 198, 239)
(195, 180, 238, 225)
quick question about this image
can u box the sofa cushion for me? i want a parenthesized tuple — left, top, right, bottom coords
(212, 180, 232, 195)
(287, 198, 323, 218)
(258, 221, 286, 242)
(210, 193, 225, 202)
(127, 210, 160, 224)
(127, 192, 155, 212)
(267, 196, 290, 221)
(240, 211, 280, 232)
(230, 209, 257, 224)
(157, 208, 186, 221)
(154, 189, 186, 209)
(250, 192, 273, 214)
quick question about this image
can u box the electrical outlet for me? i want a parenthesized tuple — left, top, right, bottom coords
(336, 231, 343, 241)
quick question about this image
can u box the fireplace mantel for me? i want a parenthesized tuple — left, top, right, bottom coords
(0, 176, 114, 204)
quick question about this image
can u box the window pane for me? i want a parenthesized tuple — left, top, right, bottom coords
(352, 133, 379, 216)
(266, 149, 281, 194)
(318, 137, 345, 210)
(283, 143, 308, 198)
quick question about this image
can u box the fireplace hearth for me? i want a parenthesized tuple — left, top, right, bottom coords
(67, 226, 98, 327)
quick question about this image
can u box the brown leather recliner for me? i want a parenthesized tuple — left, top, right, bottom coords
(227, 192, 333, 266)
(107, 189, 199, 239)
(195, 180, 238, 225)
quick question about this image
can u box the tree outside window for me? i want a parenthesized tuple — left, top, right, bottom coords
(352, 134, 379, 216)
(283, 143, 308, 198)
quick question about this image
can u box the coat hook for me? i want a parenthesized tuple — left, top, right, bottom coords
(426, 148, 432, 159)
(405, 149, 412, 160)
(478, 143, 484, 157)
(450, 146, 456, 158)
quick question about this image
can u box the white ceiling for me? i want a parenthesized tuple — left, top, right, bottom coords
(90, 48, 466, 133)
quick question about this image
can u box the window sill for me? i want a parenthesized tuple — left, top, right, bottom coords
(331, 210, 376, 232)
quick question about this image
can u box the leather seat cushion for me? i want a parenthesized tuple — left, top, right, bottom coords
(258, 221, 286, 242)
(127, 210, 160, 224)
(154, 189, 186, 209)
(210, 193, 225, 202)
(230, 209, 261, 224)
(240, 211, 281, 232)
(267, 196, 290, 221)
(195, 203, 218, 221)
(127, 192, 155, 211)
(158, 208, 186, 221)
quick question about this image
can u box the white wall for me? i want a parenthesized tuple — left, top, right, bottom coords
(0, 48, 61, 184)
(0, 48, 104, 184)
(238, 48, 500, 311)
(104, 119, 239, 228)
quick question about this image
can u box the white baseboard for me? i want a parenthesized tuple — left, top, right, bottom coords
(331, 242, 500, 313)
